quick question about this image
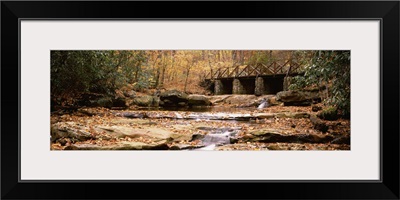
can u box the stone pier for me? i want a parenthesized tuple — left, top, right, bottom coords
(211, 75, 285, 95)
(232, 79, 245, 94)
(283, 76, 292, 91)
(214, 80, 224, 95)
(255, 77, 265, 96)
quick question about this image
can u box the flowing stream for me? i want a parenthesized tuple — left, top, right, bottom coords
(136, 106, 258, 150)
(193, 127, 241, 150)
(110, 105, 268, 150)
(136, 106, 256, 113)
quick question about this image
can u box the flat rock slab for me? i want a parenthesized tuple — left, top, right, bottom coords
(65, 141, 169, 150)
(275, 112, 310, 119)
(265, 143, 350, 150)
(51, 122, 190, 144)
(237, 128, 342, 144)
(207, 95, 231, 104)
(253, 113, 276, 119)
(96, 125, 172, 140)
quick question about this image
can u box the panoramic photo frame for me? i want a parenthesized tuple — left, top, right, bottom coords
(25, 21, 369, 181)
(2, 0, 398, 200)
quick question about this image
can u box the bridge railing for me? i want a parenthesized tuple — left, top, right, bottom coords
(205, 60, 304, 79)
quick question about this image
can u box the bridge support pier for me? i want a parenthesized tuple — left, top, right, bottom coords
(210, 75, 286, 95)
(232, 79, 245, 94)
(283, 76, 292, 91)
(255, 77, 265, 96)
(214, 80, 224, 95)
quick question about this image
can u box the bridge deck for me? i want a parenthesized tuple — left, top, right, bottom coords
(205, 74, 285, 81)
(205, 60, 303, 80)
(205, 72, 302, 81)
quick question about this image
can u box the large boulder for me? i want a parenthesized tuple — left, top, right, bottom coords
(132, 95, 158, 107)
(187, 95, 212, 106)
(276, 90, 320, 106)
(159, 90, 188, 107)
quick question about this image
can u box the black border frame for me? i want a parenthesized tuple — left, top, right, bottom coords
(2, 1, 399, 199)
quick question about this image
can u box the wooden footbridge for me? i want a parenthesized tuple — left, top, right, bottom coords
(204, 60, 304, 95)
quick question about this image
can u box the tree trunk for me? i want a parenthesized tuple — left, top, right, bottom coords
(160, 66, 166, 88)
(134, 65, 140, 82)
(160, 53, 166, 88)
(232, 50, 237, 66)
(208, 52, 213, 79)
(239, 50, 244, 65)
(184, 67, 190, 92)
(153, 51, 161, 88)
(166, 50, 175, 85)
(154, 67, 160, 88)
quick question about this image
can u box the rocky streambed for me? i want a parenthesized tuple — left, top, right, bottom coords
(51, 106, 350, 151)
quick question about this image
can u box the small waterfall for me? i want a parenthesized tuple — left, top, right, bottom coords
(195, 128, 239, 150)
(201, 133, 230, 146)
(257, 98, 269, 109)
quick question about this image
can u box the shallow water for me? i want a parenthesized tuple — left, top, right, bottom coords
(131, 106, 261, 150)
(135, 106, 257, 113)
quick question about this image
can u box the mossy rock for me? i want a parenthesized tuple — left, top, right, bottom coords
(159, 90, 188, 107)
(317, 107, 338, 120)
(133, 95, 157, 107)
